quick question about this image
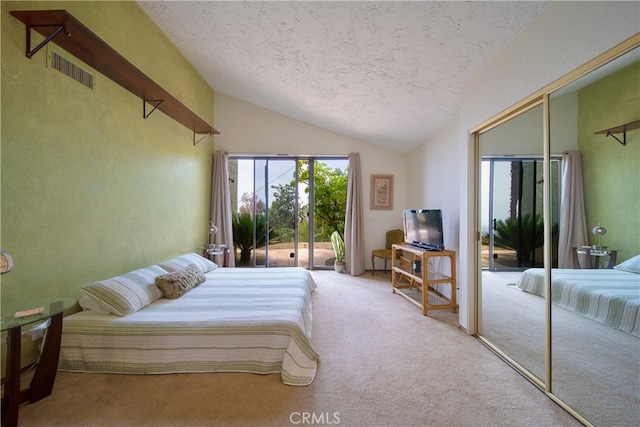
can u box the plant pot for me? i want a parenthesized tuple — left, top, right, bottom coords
(334, 261, 346, 273)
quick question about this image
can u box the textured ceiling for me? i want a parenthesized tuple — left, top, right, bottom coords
(139, 1, 551, 153)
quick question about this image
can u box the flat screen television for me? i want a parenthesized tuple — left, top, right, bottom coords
(402, 209, 445, 251)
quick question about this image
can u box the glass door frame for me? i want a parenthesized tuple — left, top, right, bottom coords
(229, 155, 348, 269)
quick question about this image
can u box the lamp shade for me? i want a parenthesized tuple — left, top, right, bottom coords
(208, 222, 218, 235)
(1, 251, 14, 274)
(592, 224, 607, 236)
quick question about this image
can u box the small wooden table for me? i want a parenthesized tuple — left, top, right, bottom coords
(391, 244, 458, 316)
(1, 297, 75, 427)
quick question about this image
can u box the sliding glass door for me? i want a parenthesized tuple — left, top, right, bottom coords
(253, 158, 301, 267)
(483, 158, 560, 271)
(229, 156, 348, 268)
(306, 159, 349, 269)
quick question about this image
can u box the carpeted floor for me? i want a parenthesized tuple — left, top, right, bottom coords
(480, 271, 640, 427)
(16, 270, 580, 427)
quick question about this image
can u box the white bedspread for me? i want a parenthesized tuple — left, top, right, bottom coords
(59, 268, 319, 385)
(516, 268, 640, 337)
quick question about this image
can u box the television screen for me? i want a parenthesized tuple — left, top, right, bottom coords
(402, 209, 445, 251)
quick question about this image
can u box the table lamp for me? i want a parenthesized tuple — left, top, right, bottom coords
(208, 222, 218, 253)
(1, 250, 14, 274)
(592, 223, 607, 249)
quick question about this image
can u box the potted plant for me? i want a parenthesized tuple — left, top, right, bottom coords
(331, 231, 346, 273)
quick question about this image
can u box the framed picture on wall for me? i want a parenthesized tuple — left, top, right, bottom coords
(370, 174, 394, 210)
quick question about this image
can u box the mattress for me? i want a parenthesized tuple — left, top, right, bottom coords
(59, 267, 319, 386)
(516, 268, 640, 337)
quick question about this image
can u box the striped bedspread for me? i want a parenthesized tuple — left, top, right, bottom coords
(59, 268, 319, 386)
(516, 268, 640, 337)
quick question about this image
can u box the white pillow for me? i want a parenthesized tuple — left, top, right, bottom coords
(79, 295, 113, 314)
(81, 265, 166, 316)
(613, 254, 640, 274)
(159, 253, 218, 273)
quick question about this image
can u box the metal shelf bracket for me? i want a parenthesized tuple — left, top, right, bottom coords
(25, 24, 70, 58)
(193, 131, 214, 146)
(605, 131, 626, 146)
(143, 99, 164, 119)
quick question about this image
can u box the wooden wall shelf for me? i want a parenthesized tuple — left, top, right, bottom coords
(10, 9, 219, 142)
(594, 120, 639, 146)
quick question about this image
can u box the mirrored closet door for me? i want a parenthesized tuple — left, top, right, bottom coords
(476, 41, 639, 426)
(478, 104, 547, 383)
(548, 46, 640, 426)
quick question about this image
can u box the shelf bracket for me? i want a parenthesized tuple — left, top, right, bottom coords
(143, 99, 164, 119)
(25, 24, 70, 58)
(193, 131, 214, 146)
(604, 131, 626, 146)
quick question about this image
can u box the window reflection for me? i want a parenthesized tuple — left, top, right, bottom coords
(477, 46, 640, 426)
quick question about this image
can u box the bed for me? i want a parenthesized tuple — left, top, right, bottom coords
(516, 255, 640, 337)
(58, 254, 319, 386)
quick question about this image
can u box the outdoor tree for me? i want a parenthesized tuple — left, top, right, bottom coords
(238, 192, 265, 216)
(296, 161, 348, 241)
(269, 183, 300, 242)
(489, 213, 557, 268)
(231, 212, 276, 265)
(233, 192, 270, 265)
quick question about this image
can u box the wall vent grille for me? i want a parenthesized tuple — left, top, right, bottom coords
(50, 51, 94, 89)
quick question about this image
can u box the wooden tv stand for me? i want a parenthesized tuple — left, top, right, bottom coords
(391, 244, 458, 316)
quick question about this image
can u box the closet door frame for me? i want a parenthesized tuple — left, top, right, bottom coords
(469, 35, 639, 425)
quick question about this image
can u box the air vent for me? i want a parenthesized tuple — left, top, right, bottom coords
(50, 50, 94, 89)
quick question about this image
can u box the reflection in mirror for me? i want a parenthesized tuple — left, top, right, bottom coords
(549, 46, 639, 427)
(478, 104, 547, 383)
(477, 43, 639, 425)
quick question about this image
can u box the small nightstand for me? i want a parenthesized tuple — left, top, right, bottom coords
(202, 245, 230, 267)
(573, 246, 618, 269)
(1, 297, 75, 427)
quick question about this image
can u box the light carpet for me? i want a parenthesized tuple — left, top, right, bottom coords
(17, 270, 580, 427)
(481, 271, 639, 427)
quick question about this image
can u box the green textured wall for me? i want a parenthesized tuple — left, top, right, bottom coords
(578, 60, 640, 262)
(1, 1, 216, 304)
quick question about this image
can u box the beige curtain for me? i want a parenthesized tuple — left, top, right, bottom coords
(344, 153, 365, 275)
(557, 151, 588, 268)
(211, 151, 235, 267)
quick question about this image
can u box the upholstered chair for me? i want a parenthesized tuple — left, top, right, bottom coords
(371, 229, 404, 276)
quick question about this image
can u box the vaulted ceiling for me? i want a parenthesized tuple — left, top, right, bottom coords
(139, 1, 551, 153)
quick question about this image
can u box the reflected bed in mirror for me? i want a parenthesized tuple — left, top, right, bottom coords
(515, 264, 640, 337)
